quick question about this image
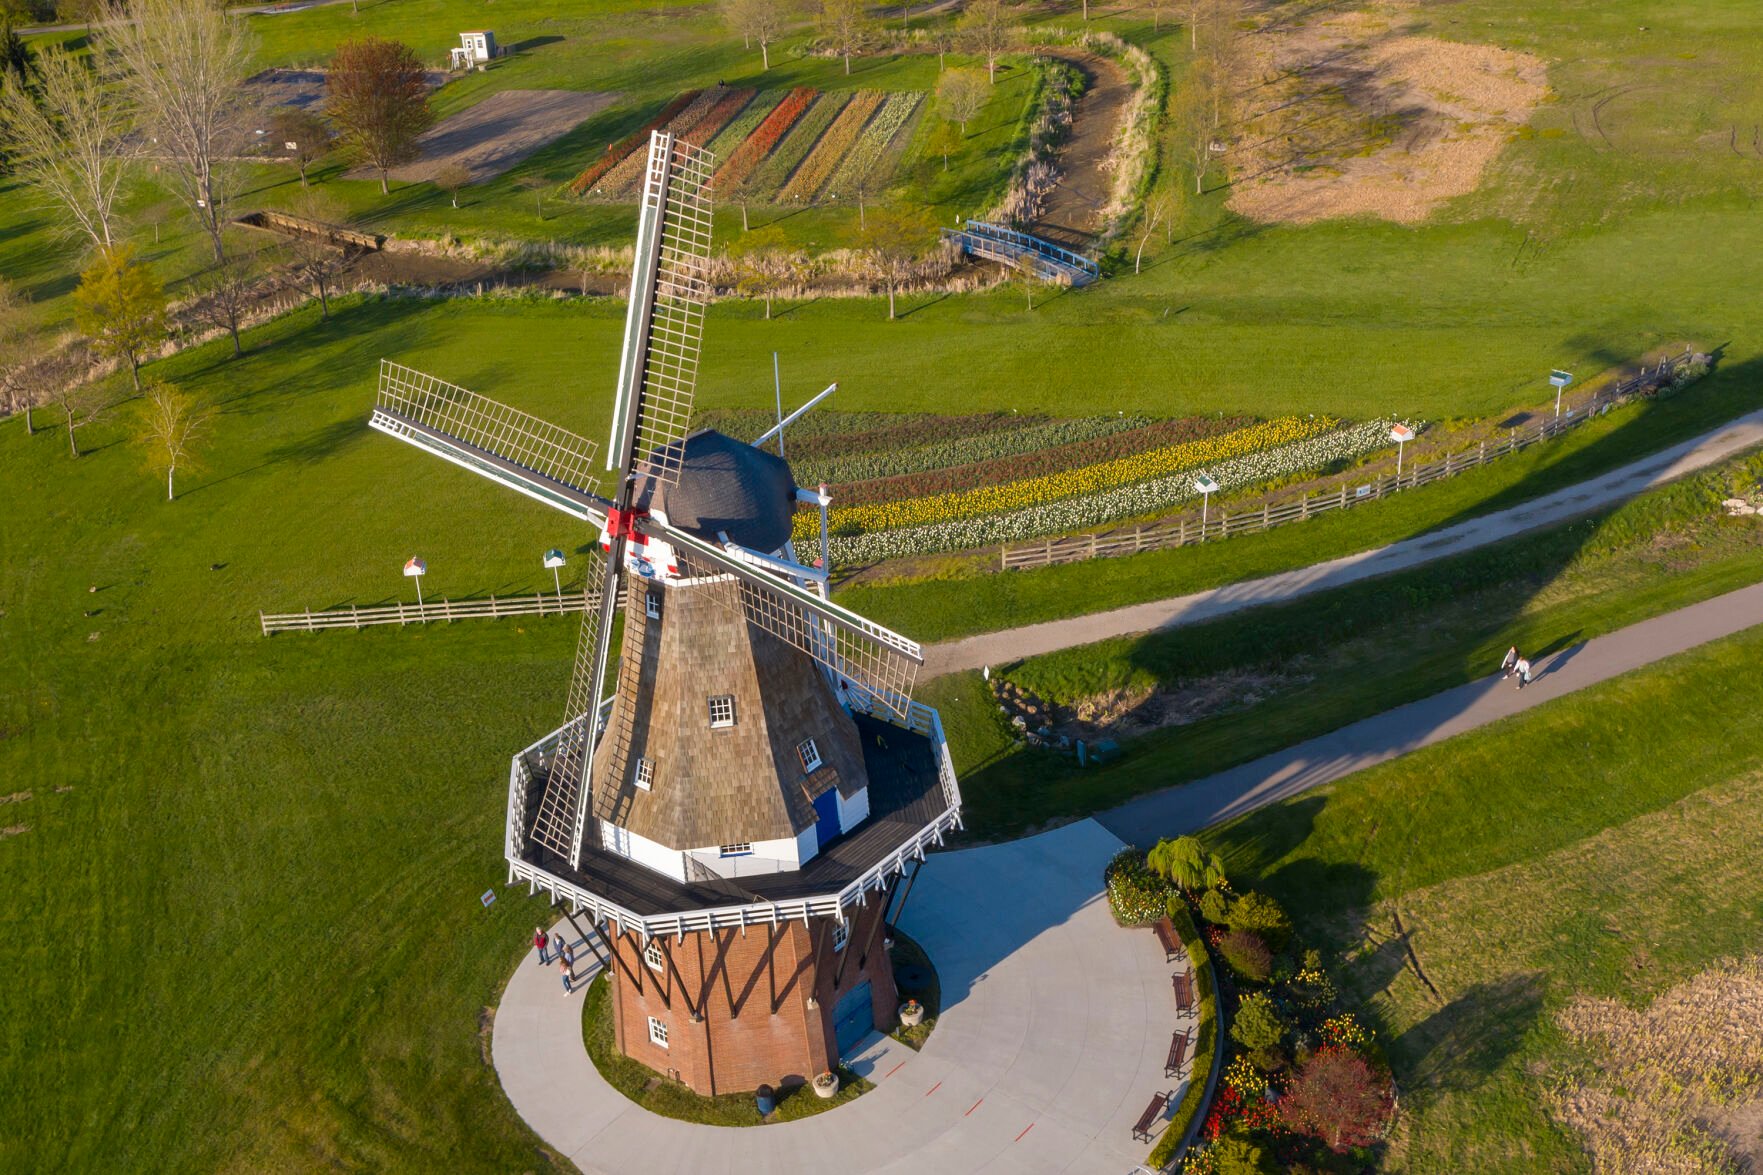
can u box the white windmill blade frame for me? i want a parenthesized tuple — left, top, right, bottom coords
(644, 517, 922, 717)
(372, 360, 610, 524)
(608, 132, 716, 488)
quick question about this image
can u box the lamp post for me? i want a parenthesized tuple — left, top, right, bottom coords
(1194, 473, 1219, 541)
(543, 548, 567, 600)
(1549, 369, 1573, 419)
(1390, 423, 1415, 482)
(403, 556, 427, 607)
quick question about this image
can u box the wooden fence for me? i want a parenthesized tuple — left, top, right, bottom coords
(1000, 348, 1702, 571)
(260, 590, 590, 634)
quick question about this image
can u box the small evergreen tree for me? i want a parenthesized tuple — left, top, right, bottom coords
(1198, 887, 1230, 925)
(1230, 991, 1284, 1052)
(1227, 891, 1292, 951)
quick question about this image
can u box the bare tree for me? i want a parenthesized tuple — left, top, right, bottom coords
(1134, 186, 1177, 273)
(105, 0, 254, 264)
(927, 117, 960, 171)
(189, 243, 261, 358)
(0, 43, 130, 249)
(859, 206, 936, 320)
(136, 377, 213, 500)
(282, 191, 348, 319)
(326, 36, 432, 195)
(45, 357, 103, 459)
(958, 0, 1013, 85)
(1176, 67, 1215, 194)
(717, 167, 757, 232)
(1149, 0, 1168, 31)
(139, 201, 176, 246)
(516, 173, 549, 219)
(935, 66, 988, 134)
(269, 106, 333, 188)
(729, 225, 794, 319)
(435, 162, 471, 208)
(721, 0, 789, 71)
(816, 0, 872, 75)
(73, 243, 166, 391)
(0, 279, 35, 432)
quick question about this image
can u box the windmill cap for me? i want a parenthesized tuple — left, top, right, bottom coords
(634, 430, 799, 553)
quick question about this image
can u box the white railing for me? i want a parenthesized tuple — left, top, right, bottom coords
(261, 590, 590, 634)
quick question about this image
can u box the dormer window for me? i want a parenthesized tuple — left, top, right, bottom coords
(645, 589, 662, 620)
(796, 737, 822, 773)
(633, 756, 654, 791)
(708, 695, 736, 728)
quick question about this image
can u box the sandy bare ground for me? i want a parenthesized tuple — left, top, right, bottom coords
(1030, 49, 1134, 249)
(1226, 9, 1548, 224)
(366, 89, 617, 185)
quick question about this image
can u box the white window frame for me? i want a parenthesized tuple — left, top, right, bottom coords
(796, 737, 823, 774)
(708, 695, 736, 729)
(643, 940, 664, 972)
(647, 1016, 669, 1048)
(832, 921, 849, 952)
(719, 842, 752, 857)
(645, 589, 662, 620)
(633, 756, 654, 791)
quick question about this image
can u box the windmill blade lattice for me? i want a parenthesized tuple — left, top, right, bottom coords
(610, 135, 716, 489)
(651, 518, 923, 719)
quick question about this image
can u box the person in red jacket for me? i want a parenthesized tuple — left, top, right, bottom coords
(534, 925, 550, 965)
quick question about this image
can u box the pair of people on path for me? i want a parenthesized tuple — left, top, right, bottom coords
(539, 925, 579, 994)
(1501, 646, 1533, 689)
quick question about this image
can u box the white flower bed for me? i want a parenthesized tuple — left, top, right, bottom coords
(827, 419, 1395, 561)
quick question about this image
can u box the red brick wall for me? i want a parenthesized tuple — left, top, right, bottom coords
(606, 888, 901, 1096)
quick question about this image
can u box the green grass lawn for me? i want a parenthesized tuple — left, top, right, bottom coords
(1199, 623, 1763, 1170)
(928, 441, 1763, 838)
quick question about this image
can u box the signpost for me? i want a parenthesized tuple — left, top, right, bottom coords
(403, 556, 427, 606)
(1549, 369, 1573, 418)
(1390, 423, 1415, 480)
(1194, 473, 1219, 540)
(543, 548, 567, 598)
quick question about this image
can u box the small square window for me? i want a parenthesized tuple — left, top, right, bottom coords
(633, 756, 654, 791)
(719, 842, 752, 857)
(643, 940, 664, 971)
(832, 921, 849, 952)
(648, 1016, 669, 1048)
(796, 737, 823, 774)
(645, 590, 662, 620)
(708, 695, 736, 728)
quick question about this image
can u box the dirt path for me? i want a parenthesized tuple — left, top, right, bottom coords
(1029, 48, 1133, 249)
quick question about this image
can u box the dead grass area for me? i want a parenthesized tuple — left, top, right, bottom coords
(1553, 955, 1763, 1173)
(1226, 8, 1549, 224)
(993, 666, 1310, 740)
(364, 90, 618, 185)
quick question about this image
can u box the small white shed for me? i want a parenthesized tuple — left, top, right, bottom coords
(449, 31, 498, 71)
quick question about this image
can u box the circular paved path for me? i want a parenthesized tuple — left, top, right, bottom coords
(493, 820, 1193, 1175)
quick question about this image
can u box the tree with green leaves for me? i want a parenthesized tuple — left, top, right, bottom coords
(816, 0, 873, 75)
(1230, 991, 1285, 1052)
(1146, 834, 1226, 891)
(858, 206, 936, 320)
(927, 118, 961, 172)
(1211, 1130, 1278, 1175)
(73, 244, 166, 391)
(958, 0, 1013, 84)
(0, 43, 128, 248)
(1227, 891, 1291, 951)
(136, 378, 214, 500)
(269, 106, 334, 188)
(935, 67, 988, 134)
(326, 36, 432, 195)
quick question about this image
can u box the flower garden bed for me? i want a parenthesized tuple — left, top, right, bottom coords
(568, 90, 699, 195)
(826, 90, 924, 196)
(706, 90, 784, 161)
(717, 86, 818, 188)
(750, 91, 852, 195)
(780, 91, 887, 202)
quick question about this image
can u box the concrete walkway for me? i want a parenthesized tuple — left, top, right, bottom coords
(925, 408, 1763, 677)
(1096, 579, 1763, 844)
(493, 820, 1193, 1175)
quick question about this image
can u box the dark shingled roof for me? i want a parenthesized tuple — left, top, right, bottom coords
(633, 429, 798, 553)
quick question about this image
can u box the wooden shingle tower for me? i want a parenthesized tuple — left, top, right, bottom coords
(366, 132, 961, 1095)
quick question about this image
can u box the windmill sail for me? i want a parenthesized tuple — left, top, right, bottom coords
(370, 361, 608, 522)
(651, 517, 923, 720)
(529, 131, 719, 866)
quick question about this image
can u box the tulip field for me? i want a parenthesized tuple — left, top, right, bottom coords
(569, 85, 928, 204)
(690, 409, 1398, 565)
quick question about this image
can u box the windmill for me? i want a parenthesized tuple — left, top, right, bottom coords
(366, 131, 962, 1095)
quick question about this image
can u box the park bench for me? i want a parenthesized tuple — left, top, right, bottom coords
(1173, 971, 1194, 1014)
(1132, 1090, 1171, 1142)
(1153, 916, 1181, 963)
(1165, 1028, 1191, 1078)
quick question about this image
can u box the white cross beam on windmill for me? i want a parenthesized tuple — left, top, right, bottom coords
(364, 131, 925, 871)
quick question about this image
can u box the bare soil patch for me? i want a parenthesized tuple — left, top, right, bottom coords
(992, 667, 1311, 743)
(368, 89, 618, 185)
(1031, 50, 1134, 248)
(1226, 10, 1548, 224)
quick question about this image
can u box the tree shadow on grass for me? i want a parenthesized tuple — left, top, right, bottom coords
(1391, 971, 1548, 1108)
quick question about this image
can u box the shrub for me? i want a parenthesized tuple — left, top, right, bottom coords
(1217, 930, 1272, 983)
(1147, 834, 1227, 891)
(1211, 1129, 1278, 1175)
(1230, 991, 1285, 1052)
(1278, 1047, 1394, 1152)
(1227, 892, 1291, 952)
(1199, 888, 1231, 926)
(1103, 847, 1168, 925)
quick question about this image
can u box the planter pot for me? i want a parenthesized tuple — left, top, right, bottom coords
(811, 1072, 839, 1099)
(899, 1002, 925, 1028)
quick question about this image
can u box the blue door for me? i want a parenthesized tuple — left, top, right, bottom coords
(812, 787, 841, 851)
(833, 980, 874, 1057)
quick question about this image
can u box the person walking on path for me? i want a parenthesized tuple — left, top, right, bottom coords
(560, 936, 575, 970)
(559, 956, 574, 995)
(1501, 646, 1519, 679)
(534, 926, 550, 965)
(1514, 657, 1532, 690)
